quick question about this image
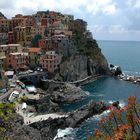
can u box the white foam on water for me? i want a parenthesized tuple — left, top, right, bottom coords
(92, 110, 110, 121)
(53, 127, 75, 140)
(85, 91, 90, 95)
(108, 100, 126, 108)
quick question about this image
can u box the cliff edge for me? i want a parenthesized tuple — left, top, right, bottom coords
(55, 20, 110, 82)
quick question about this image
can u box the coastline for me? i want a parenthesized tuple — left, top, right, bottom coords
(118, 74, 140, 84)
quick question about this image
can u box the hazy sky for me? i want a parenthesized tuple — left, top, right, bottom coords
(1, 0, 140, 41)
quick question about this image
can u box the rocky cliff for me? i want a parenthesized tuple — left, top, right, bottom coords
(56, 38, 109, 82)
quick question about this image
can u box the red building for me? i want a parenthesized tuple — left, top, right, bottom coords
(41, 18, 48, 26)
(6, 52, 28, 70)
(8, 32, 15, 44)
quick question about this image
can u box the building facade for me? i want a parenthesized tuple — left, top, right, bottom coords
(6, 52, 28, 70)
(28, 48, 42, 65)
(40, 51, 62, 72)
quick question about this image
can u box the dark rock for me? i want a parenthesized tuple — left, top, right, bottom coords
(26, 96, 60, 114)
(2, 113, 43, 140)
(115, 66, 122, 76)
(30, 101, 108, 139)
(110, 64, 114, 68)
(110, 66, 122, 76)
(50, 84, 87, 104)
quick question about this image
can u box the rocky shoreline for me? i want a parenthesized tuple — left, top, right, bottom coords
(2, 80, 114, 140)
(4, 100, 108, 140)
(30, 101, 108, 140)
(118, 74, 140, 84)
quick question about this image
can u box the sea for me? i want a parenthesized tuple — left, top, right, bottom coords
(54, 40, 140, 140)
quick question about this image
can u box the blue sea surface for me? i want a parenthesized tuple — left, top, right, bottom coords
(59, 40, 140, 140)
(98, 40, 140, 76)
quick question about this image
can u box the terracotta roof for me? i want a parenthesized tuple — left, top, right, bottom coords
(28, 48, 41, 53)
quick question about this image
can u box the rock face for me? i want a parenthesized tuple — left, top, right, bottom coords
(50, 84, 87, 104)
(30, 101, 107, 140)
(26, 95, 60, 114)
(1, 113, 42, 140)
(110, 65, 122, 76)
(56, 39, 110, 82)
(26, 84, 87, 113)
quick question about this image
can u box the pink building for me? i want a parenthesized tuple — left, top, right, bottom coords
(40, 51, 62, 73)
(7, 52, 28, 70)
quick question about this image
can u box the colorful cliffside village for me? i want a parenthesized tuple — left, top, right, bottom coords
(0, 11, 92, 89)
(0, 11, 89, 71)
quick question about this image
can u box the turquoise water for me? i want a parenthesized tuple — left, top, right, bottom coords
(59, 40, 140, 140)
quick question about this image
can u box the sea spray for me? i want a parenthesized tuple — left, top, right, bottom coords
(53, 128, 75, 140)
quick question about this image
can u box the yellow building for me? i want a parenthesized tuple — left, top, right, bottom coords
(14, 26, 32, 47)
(28, 48, 42, 65)
(31, 26, 46, 38)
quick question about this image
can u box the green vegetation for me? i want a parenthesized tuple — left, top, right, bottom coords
(0, 103, 15, 139)
(31, 34, 42, 47)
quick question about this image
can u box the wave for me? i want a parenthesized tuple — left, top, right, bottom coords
(85, 91, 90, 95)
(108, 100, 126, 108)
(53, 127, 75, 140)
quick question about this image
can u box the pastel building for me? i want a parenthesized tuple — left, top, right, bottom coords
(40, 51, 62, 73)
(14, 26, 32, 47)
(6, 52, 28, 70)
(11, 14, 27, 28)
(0, 44, 22, 54)
(28, 48, 42, 65)
(53, 20, 68, 30)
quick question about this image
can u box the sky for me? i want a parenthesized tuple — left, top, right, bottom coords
(0, 0, 140, 41)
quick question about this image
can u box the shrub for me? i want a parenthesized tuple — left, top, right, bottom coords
(0, 103, 15, 139)
(90, 96, 140, 140)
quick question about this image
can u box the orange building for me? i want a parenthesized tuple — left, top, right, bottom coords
(28, 48, 42, 65)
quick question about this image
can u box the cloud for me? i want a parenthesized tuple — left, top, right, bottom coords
(0, 0, 118, 17)
(85, 0, 117, 15)
(0, 0, 140, 40)
(126, 0, 140, 8)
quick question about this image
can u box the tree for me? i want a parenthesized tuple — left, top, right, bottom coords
(90, 96, 140, 140)
(31, 34, 42, 47)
